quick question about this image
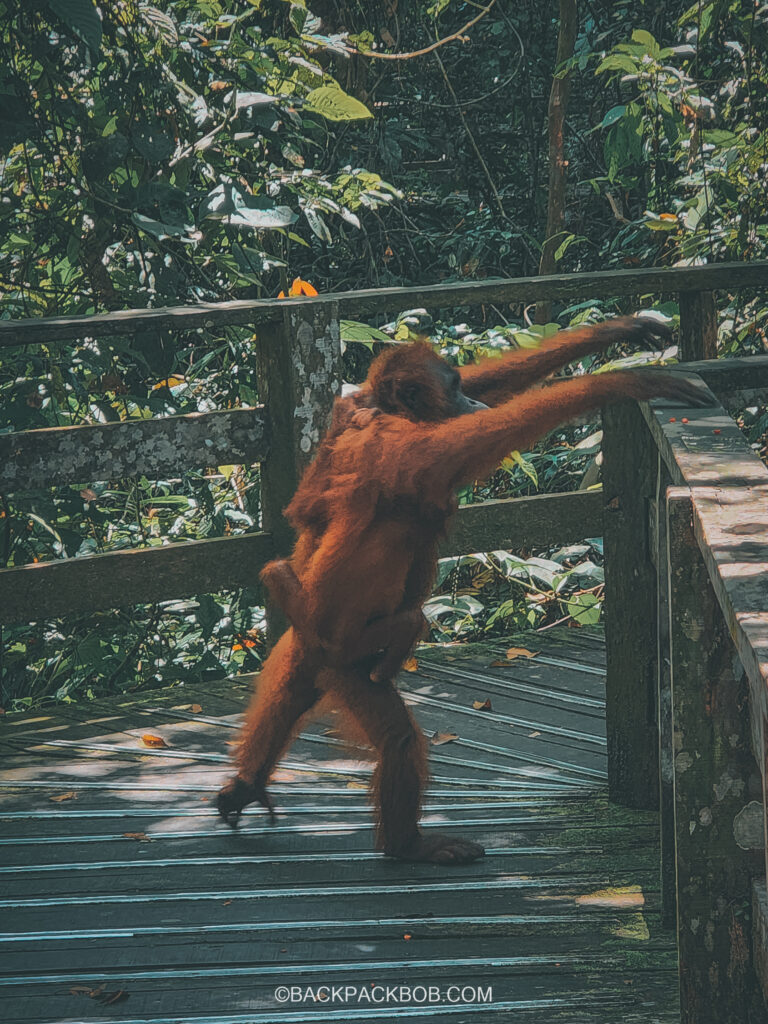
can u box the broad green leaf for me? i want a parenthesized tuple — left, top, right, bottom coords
(304, 84, 373, 122)
(48, 0, 102, 54)
(304, 205, 332, 242)
(553, 233, 586, 262)
(595, 53, 638, 76)
(600, 105, 626, 129)
(340, 320, 391, 344)
(131, 212, 199, 243)
(199, 184, 297, 229)
(503, 450, 538, 489)
(631, 29, 661, 58)
(229, 91, 279, 111)
(566, 592, 602, 626)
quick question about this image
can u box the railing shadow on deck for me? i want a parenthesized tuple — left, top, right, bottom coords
(2, 260, 768, 1022)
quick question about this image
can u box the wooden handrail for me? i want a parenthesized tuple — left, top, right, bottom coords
(603, 382, 768, 1019)
(1, 261, 766, 348)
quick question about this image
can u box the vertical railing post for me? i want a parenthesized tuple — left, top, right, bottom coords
(667, 489, 761, 1023)
(678, 290, 717, 361)
(257, 300, 342, 642)
(655, 458, 677, 928)
(756, 721, 768, 1002)
(602, 401, 660, 809)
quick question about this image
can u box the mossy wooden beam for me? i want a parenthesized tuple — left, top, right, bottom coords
(642, 391, 768, 749)
(441, 488, 603, 557)
(667, 489, 763, 1023)
(2, 261, 766, 347)
(0, 532, 274, 624)
(0, 408, 268, 494)
(256, 302, 342, 642)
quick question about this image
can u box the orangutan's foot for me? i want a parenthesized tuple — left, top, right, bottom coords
(216, 775, 276, 827)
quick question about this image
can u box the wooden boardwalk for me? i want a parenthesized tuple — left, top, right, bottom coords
(0, 628, 679, 1023)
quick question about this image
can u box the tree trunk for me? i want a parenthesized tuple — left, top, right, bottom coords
(535, 0, 578, 324)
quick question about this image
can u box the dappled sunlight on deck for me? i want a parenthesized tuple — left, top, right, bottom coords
(0, 627, 680, 1023)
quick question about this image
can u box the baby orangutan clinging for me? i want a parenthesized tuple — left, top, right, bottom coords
(218, 316, 710, 864)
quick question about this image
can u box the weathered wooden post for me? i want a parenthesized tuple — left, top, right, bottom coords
(678, 290, 717, 362)
(755, 728, 768, 1003)
(667, 488, 762, 1023)
(602, 401, 660, 808)
(256, 300, 342, 642)
(655, 458, 677, 927)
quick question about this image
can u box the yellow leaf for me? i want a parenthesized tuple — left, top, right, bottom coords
(403, 657, 419, 672)
(278, 277, 318, 298)
(151, 375, 186, 390)
(50, 791, 77, 803)
(141, 733, 167, 748)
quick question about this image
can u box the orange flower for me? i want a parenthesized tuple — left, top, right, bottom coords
(278, 277, 319, 299)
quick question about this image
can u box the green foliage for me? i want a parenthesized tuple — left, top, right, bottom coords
(4, 0, 768, 705)
(0, 1, 397, 316)
(304, 83, 373, 122)
(425, 542, 605, 640)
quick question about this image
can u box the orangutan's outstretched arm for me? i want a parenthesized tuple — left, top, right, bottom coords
(404, 367, 711, 493)
(459, 316, 671, 406)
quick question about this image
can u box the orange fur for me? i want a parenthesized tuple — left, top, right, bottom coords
(219, 316, 708, 863)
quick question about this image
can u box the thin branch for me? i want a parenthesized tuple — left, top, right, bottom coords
(340, 1, 496, 61)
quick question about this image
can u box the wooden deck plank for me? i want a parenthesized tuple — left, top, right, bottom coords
(0, 628, 679, 1024)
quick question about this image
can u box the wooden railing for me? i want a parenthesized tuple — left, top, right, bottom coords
(1, 260, 766, 628)
(2, 261, 768, 1022)
(603, 354, 768, 1023)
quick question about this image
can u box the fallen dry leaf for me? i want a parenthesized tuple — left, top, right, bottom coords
(473, 699, 492, 711)
(489, 660, 508, 668)
(141, 734, 167, 748)
(403, 657, 419, 672)
(505, 646, 538, 660)
(528, 731, 541, 738)
(431, 731, 459, 746)
(50, 791, 77, 803)
(123, 832, 151, 842)
(172, 703, 203, 713)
